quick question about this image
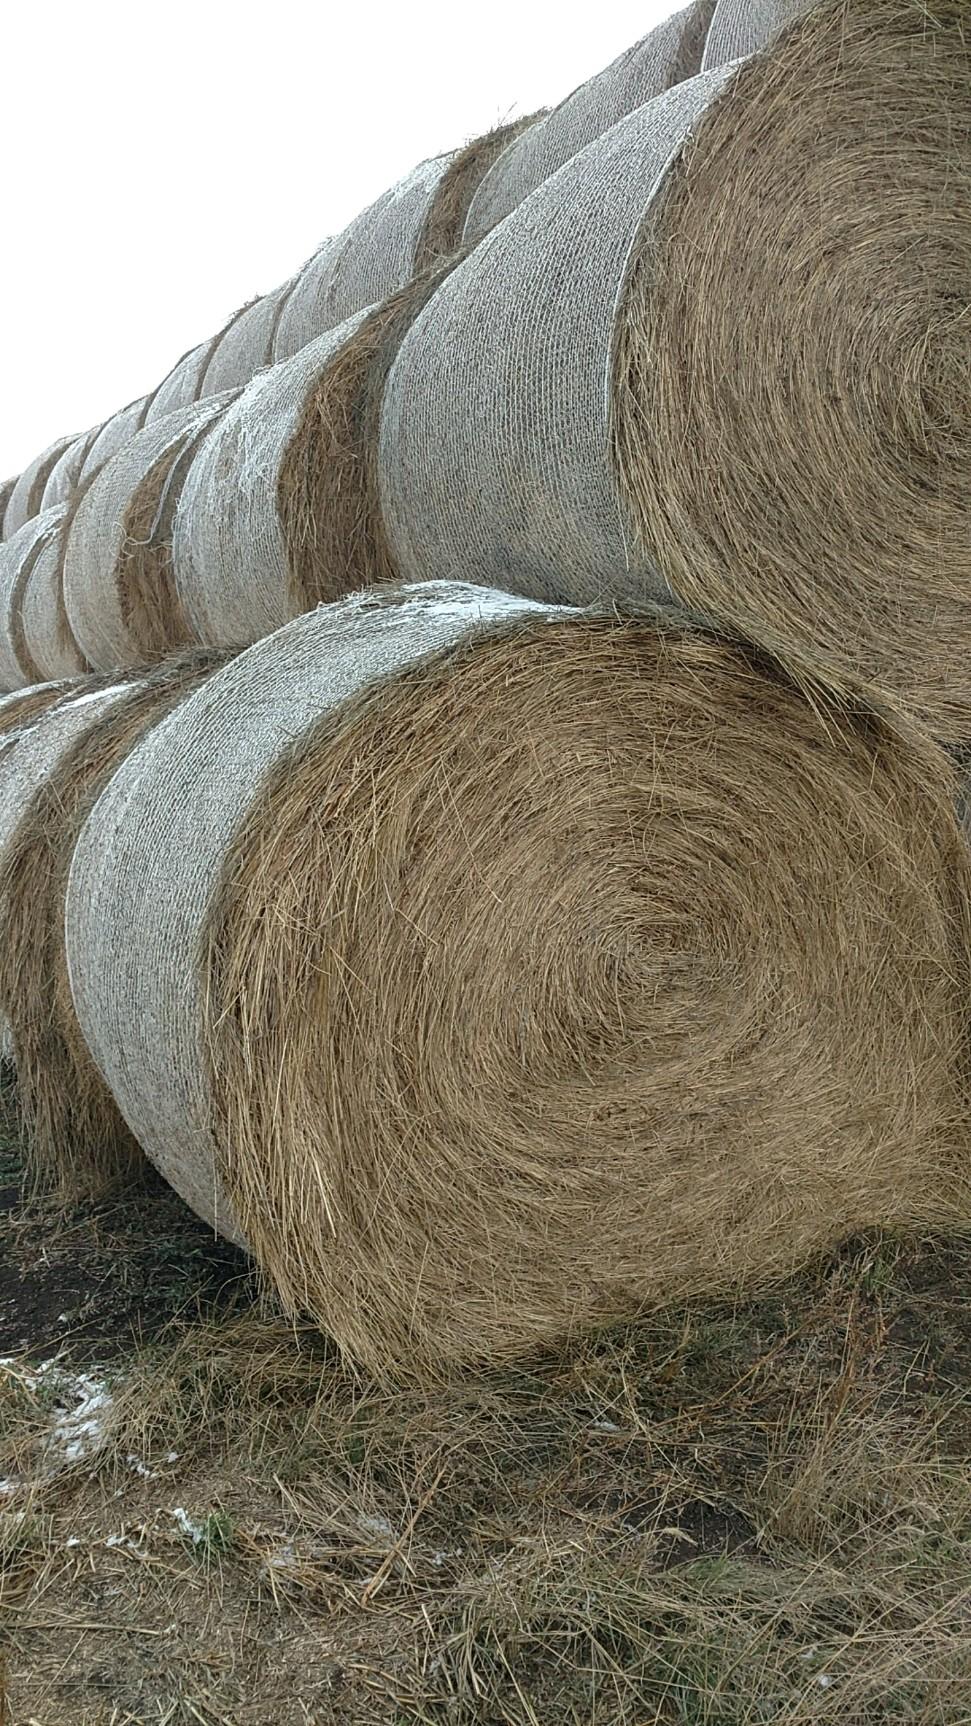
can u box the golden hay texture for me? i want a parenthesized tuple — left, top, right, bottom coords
(204, 610, 971, 1377)
(611, 0, 971, 738)
(0, 681, 79, 736)
(414, 115, 543, 271)
(277, 261, 463, 609)
(0, 650, 229, 1199)
(116, 432, 208, 659)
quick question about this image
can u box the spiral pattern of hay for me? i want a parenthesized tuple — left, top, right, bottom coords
(65, 582, 971, 1377)
(610, 0, 971, 736)
(462, 0, 716, 242)
(172, 315, 367, 646)
(64, 394, 236, 670)
(3, 438, 73, 540)
(0, 650, 228, 1199)
(273, 156, 453, 362)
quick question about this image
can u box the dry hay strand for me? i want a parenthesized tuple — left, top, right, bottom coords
(414, 116, 543, 272)
(278, 261, 464, 610)
(0, 649, 229, 1200)
(63, 582, 971, 1377)
(0, 681, 81, 737)
(2, 439, 73, 539)
(462, 0, 717, 242)
(610, 0, 971, 738)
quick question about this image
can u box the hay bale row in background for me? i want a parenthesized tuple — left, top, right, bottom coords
(379, 0, 971, 738)
(0, 510, 71, 689)
(2, 439, 73, 540)
(0, 650, 229, 1198)
(62, 583, 971, 1376)
(63, 393, 238, 670)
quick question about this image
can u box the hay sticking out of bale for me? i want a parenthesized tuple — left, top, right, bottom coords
(77, 397, 152, 487)
(462, 0, 717, 242)
(414, 118, 542, 272)
(0, 650, 229, 1200)
(64, 394, 236, 671)
(65, 583, 971, 1376)
(0, 680, 80, 737)
(273, 157, 454, 362)
(0, 511, 68, 691)
(608, 0, 971, 735)
(172, 315, 368, 647)
(277, 263, 462, 611)
(3, 439, 74, 539)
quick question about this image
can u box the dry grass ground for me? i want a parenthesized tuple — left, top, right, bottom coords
(1, 1070, 969, 1725)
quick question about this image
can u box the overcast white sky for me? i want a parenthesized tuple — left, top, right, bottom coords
(0, 0, 679, 477)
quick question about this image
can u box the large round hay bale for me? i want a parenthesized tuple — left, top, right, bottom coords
(462, 0, 716, 243)
(413, 116, 543, 272)
(3, 439, 74, 540)
(20, 512, 89, 681)
(0, 512, 68, 691)
(273, 156, 453, 362)
(40, 427, 103, 513)
(64, 393, 237, 670)
(0, 650, 228, 1199)
(0, 478, 18, 539)
(143, 339, 220, 425)
(382, 2, 971, 737)
(77, 397, 152, 486)
(200, 282, 297, 393)
(65, 582, 971, 1376)
(172, 315, 369, 646)
(700, 0, 810, 68)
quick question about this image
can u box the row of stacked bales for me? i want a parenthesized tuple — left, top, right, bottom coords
(0, 0, 969, 1382)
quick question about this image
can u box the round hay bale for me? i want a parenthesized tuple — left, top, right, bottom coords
(3, 439, 74, 540)
(40, 426, 103, 513)
(276, 260, 463, 615)
(462, 0, 717, 243)
(413, 116, 543, 273)
(0, 679, 83, 738)
(0, 650, 229, 1199)
(700, 0, 810, 69)
(64, 393, 238, 670)
(77, 397, 152, 487)
(0, 478, 18, 540)
(200, 282, 298, 393)
(20, 513, 90, 681)
(0, 511, 68, 691)
(382, 3, 971, 736)
(65, 582, 971, 1376)
(172, 315, 369, 646)
(273, 156, 453, 362)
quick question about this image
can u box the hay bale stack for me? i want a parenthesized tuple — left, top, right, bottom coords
(77, 398, 152, 486)
(0, 651, 227, 1198)
(382, 1, 971, 737)
(40, 427, 103, 513)
(462, 0, 716, 243)
(0, 512, 68, 691)
(3, 439, 74, 540)
(172, 314, 369, 646)
(700, 0, 810, 68)
(64, 393, 238, 670)
(201, 282, 298, 394)
(273, 156, 453, 361)
(65, 582, 971, 1375)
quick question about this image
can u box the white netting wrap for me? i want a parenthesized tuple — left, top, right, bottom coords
(701, 0, 812, 69)
(65, 582, 558, 1238)
(173, 312, 369, 648)
(0, 512, 67, 690)
(202, 282, 298, 392)
(63, 396, 235, 671)
(144, 337, 223, 425)
(78, 399, 152, 486)
(463, 0, 717, 242)
(273, 157, 452, 361)
(21, 511, 88, 681)
(3, 439, 74, 540)
(40, 427, 103, 512)
(379, 68, 733, 604)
